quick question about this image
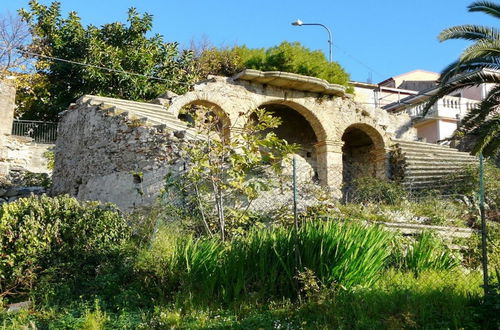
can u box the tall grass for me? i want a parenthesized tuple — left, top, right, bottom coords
(138, 221, 395, 302)
(391, 231, 459, 274)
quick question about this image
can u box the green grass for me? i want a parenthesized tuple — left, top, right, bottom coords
(0, 269, 485, 329)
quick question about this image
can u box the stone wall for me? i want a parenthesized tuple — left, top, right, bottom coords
(0, 80, 15, 136)
(0, 135, 52, 176)
(0, 80, 52, 179)
(51, 102, 190, 211)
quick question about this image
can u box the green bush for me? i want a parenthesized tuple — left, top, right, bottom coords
(445, 162, 500, 222)
(348, 177, 407, 205)
(0, 195, 129, 298)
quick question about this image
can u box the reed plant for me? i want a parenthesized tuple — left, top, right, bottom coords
(139, 221, 395, 302)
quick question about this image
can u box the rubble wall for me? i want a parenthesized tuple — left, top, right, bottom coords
(51, 103, 189, 211)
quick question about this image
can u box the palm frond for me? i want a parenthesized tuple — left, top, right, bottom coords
(439, 57, 500, 83)
(469, 1, 500, 19)
(439, 25, 500, 42)
(459, 39, 500, 62)
(469, 115, 500, 155)
(481, 130, 500, 156)
(460, 85, 500, 130)
(421, 70, 500, 116)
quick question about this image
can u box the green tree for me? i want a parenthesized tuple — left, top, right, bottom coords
(164, 108, 297, 241)
(423, 1, 500, 156)
(17, 1, 197, 121)
(195, 42, 352, 91)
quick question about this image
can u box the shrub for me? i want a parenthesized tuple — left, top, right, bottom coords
(0, 195, 129, 298)
(445, 162, 500, 222)
(347, 177, 407, 205)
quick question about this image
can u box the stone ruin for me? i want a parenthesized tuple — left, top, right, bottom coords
(0, 80, 52, 205)
(49, 70, 477, 211)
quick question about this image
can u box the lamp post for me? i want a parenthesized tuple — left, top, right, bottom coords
(291, 19, 332, 62)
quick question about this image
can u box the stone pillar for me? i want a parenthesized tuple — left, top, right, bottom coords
(0, 80, 15, 136)
(373, 148, 389, 179)
(315, 140, 344, 197)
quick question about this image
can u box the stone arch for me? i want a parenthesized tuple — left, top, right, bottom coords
(256, 100, 329, 182)
(259, 100, 328, 141)
(173, 97, 231, 141)
(341, 123, 387, 194)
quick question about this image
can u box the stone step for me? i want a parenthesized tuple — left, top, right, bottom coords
(401, 150, 475, 159)
(98, 104, 199, 139)
(82, 95, 167, 112)
(99, 102, 180, 123)
(392, 140, 455, 151)
(404, 155, 477, 163)
(404, 169, 465, 177)
(405, 163, 470, 170)
(124, 108, 188, 128)
(81, 95, 187, 125)
(377, 221, 474, 239)
(392, 139, 453, 150)
(403, 175, 467, 183)
(401, 150, 475, 157)
(106, 102, 179, 120)
(405, 160, 477, 167)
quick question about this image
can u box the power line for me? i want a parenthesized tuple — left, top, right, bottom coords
(10, 47, 193, 86)
(333, 43, 386, 79)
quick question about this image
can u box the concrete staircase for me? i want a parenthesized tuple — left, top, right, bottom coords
(391, 139, 477, 191)
(77, 95, 199, 138)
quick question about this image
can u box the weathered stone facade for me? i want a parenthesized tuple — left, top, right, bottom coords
(1, 79, 52, 179)
(51, 101, 190, 211)
(52, 70, 418, 210)
(0, 80, 15, 137)
(167, 71, 416, 194)
(0, 80, 53, 205)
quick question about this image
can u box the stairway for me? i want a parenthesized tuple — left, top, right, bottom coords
(391, 139, 477, 191)
(77, 95, 199, 138)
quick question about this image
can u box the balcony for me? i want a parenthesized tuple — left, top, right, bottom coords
(408, 95, 480, 120)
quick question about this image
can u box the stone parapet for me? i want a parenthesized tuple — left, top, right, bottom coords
(0, 80, 15, 136)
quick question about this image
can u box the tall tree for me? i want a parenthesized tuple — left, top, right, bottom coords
(0, 12, 31, 76)
(17, 1, 198, 121)
(423, 1, 500, 156)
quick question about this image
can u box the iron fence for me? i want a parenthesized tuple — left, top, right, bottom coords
(11, 120, 58, 144)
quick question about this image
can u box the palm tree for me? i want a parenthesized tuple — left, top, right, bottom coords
(423, 1, 500, 156)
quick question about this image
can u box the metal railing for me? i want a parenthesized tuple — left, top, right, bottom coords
(11, 120, 58, 144)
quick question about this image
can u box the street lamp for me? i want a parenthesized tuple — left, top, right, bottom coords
(291, 19, 332, 62)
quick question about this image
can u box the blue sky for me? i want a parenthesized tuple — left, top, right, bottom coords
(2, 0, 497, 83)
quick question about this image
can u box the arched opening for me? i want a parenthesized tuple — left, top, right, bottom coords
(177, 100, 230, 140)
(257, 103, 320, 181)
(342, 124, 386, 192)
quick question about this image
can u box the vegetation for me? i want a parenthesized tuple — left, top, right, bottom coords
(137, 221, 395, 303)
(0, 190, 496, 328)
(0, 195, 129, 298)
(423, 1, 500, 157)
(345, 176, 407, 205)
(16, 0, 198, 121)
(165, 107, 297, 241)
(195, 41, 353, 91)
(0, 12, 30, 75)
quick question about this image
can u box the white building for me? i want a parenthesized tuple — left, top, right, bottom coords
(353, 69, 492, 144)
